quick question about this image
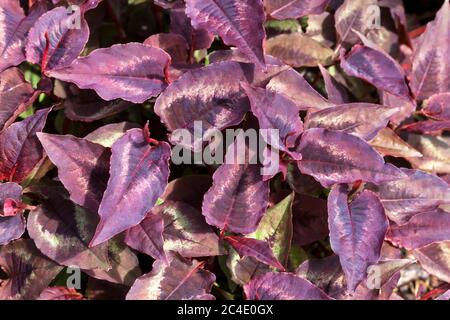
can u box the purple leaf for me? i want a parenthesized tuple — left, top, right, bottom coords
(265, 33, 333, 68)
(224, 236, 285, 271)
(267, 68, 333, 111)
(376, 169, 450, 225)
(125, 212, 166, 262)
(185, 0, 266, 68)
(413, 241, 450, 283)
(244, 272, 331, 300)
(387, 209, 450, 249)
(340, 45, 410, 99)
(90, 128, 171, 246)
(0, 182, 22, 216)
(170, 6, 214, 51)
(84, 237, 141, 286)
(155, 61, 286, 151)
(422, 92, 450, 121)
(410, 0, 450, 100)
(63, 87, 132, 122)
(334, 0, 378, 48)
(0, 239, 63, 300)
(126, 254, 216, 300)
(144, 33, 189, 64)
(242, 84, 303, 156)
(27, 191, 110, 270)
(305, 103, 398, 141)
(47, 43, 171, 103)
(297, 128, 406, 187)
(0, 67, 37, 131)
(202, 136, 269, 234)
(369, 128, 423, 158)
(25, 6, 89, 71)
(318, 64, 350, 104)
(0, 107, 51, 183)
(0, 1, 46, 72)
(264, 0, 330, 20)
(401, 120, 450, 136)
(37, 133, 110, 213)
(292, 194, 329, 246)
(84, 122, 139, 148)
(0, 215, 26, 245)
(381, 92, 416, 126)
(328, 185, 388, 292)
(38, 287, 84, 300)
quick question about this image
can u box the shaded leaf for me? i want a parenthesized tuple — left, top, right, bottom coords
(369, 128, 423, 158)
(37, 133, 110, 213)
(410, 0, 450, 100)
(0, 239, 62, 300)
(422, 92, 450, 121)
(264, 0, 330, 20)
(84, 122, 140, 148)
(126, 254, 215, 300)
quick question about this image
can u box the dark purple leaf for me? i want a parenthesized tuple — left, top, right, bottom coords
(410, 0, 450, 100)
(266, 68, 333, 111)
(126, 254, 215, 300)
(0, 239, 62, 300)
(387, 209, 450, 249)
(244, 272, 332, 300)
(202, 136, 269, 234)
(334, 0, 378, 48)
(37, 133, 110, 213)
(27, 191, 110, 270)
(318, 64, 350, 104)
(125, 211, 166, 262)
(297, 128, 406, 187)
(242, 84, 303, 156)
(90, 128, 171, 246)
(305, 103, 398, 140)
(0, 1, 46, 72)
(422, 92, 450, 121)
(144, 33, 189, 64)
(328, 185, 388, 292)
(161, 175, 212, 209)
(0, 107, 51, 183)
(0, 67, 37, 131)
(224, 236, 285, 271)
(25, 6, 89, 71)
(185, 0, 266, 68)
(341, 45, 410, 99)
(170, 6, 214, 51)
(376, 169, 450, 225)
(265, 33, 333, 68)
(292, 194, 329, 246)
(47, 43, 171, 103)
(264, 0, 330, 20)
